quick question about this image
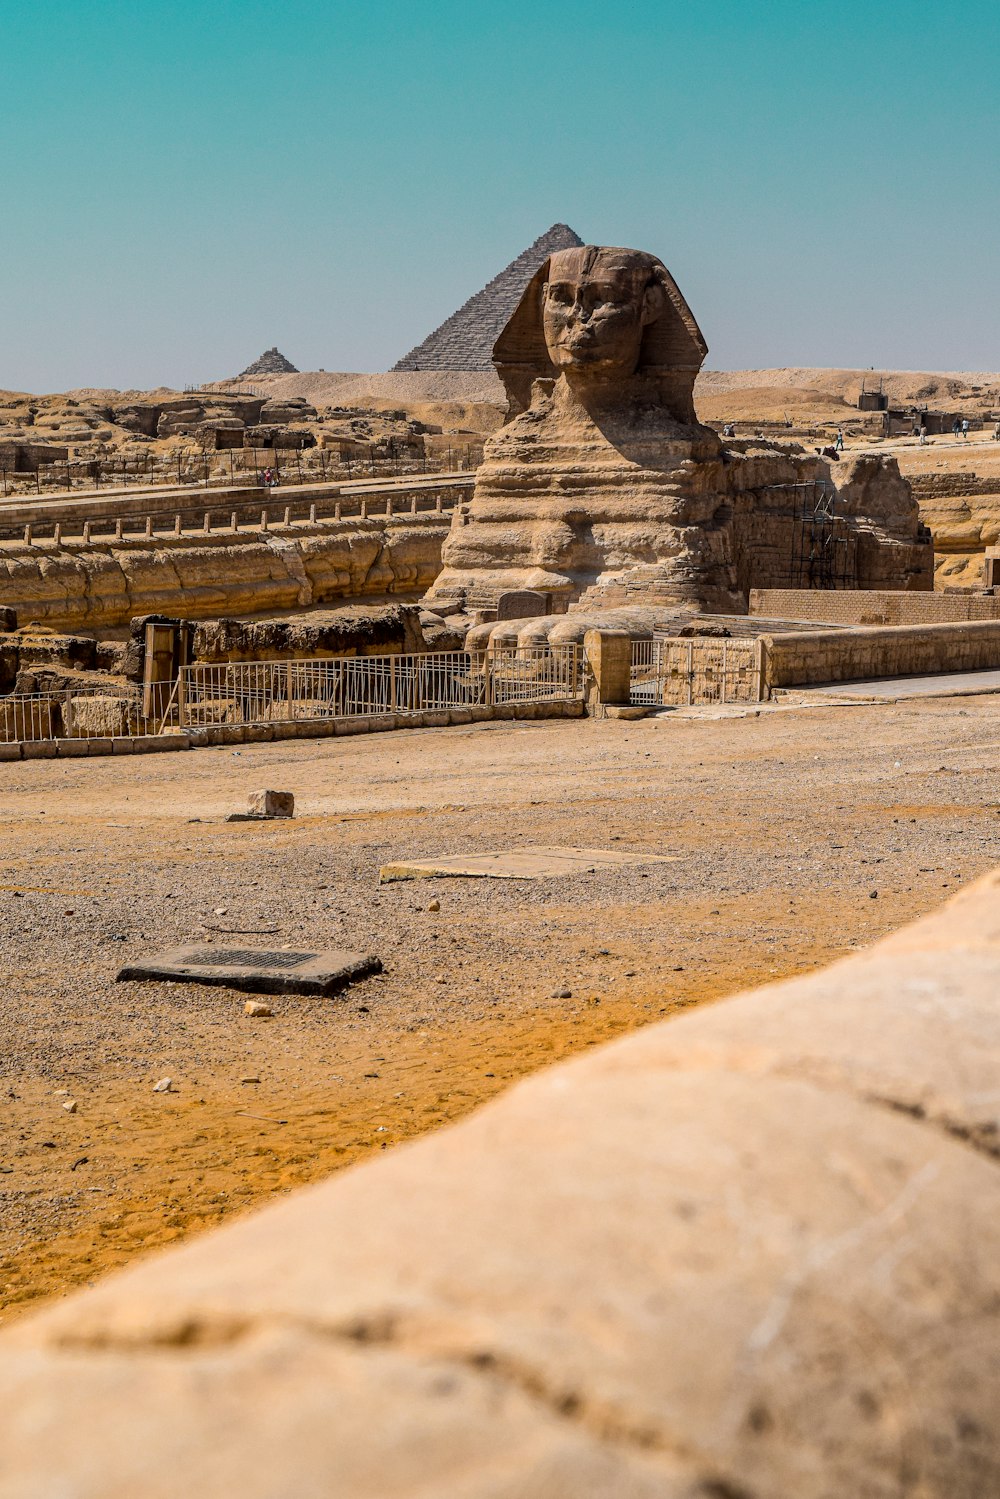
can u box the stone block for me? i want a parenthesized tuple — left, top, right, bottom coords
(243, 725, 275, 744)
(447, 708, 474, 725)
(0, 742, 22, 760)
(132, 734, 189, 753)
(109, 737, 134, 754)
(584, 628, 633, 708)
(55, 739, 90, 757)
(417, 710, 450, 729)
(247, 790, 294, 819)
(21, 740, 58, 758)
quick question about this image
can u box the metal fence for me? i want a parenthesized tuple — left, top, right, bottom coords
(630, 638, 763, 707)
(0, 482, 467, 547)
(158, 646, 584, 731)
(0, 683, 151, 743)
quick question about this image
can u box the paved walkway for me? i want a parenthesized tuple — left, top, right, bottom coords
(795, 668, 1000, 701)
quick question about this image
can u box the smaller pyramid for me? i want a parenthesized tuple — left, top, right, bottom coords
(238, 346, 299, 378)
(391, 223, 584, 372)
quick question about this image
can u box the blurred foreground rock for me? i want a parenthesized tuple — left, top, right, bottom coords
(4, 873, 1000, 1495)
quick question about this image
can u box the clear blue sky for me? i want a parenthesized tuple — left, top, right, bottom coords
(2, 0, 998, 391)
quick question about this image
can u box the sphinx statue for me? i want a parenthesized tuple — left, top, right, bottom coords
(422, 244, 933, 626)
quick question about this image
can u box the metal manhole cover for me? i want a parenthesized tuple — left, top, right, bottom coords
(186, 948, 317, 969)
(117, 944, 381, 997)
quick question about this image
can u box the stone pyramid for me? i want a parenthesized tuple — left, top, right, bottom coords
(391, 223, 584, 372)
(237, 346, 299, 378)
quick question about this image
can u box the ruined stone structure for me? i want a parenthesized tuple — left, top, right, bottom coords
(424, 245, 933, 619)
(0, 514, 450, 632)
(237, 346, 299, 378)
(391, 224, 584, 372)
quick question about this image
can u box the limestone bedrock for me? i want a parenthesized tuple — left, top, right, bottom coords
(425, 245, 931, 620)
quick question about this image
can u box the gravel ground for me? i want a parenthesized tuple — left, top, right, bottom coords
(2, 697, 1000, 1319)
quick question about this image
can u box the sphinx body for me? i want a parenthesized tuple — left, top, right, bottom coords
(424, 246, 932, 620)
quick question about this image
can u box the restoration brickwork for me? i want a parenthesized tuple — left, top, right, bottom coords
(750, 588, 1000, 627)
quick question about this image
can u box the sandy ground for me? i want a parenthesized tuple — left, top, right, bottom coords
(3, 699, 1000, 1322)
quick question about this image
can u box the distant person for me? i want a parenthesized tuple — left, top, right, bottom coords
(953, 419, 962, 438)
(834, 428, 844, 452)
(993, 421, 1000, 442)
(919, 424, 927, 445)
(962, 418, 970, 440)
(262, 466, 274, 488)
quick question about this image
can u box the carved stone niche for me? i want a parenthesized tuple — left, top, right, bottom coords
(496, 590, 551, 621)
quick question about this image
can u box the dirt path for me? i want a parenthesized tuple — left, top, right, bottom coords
(3, 698, 1000, 1319)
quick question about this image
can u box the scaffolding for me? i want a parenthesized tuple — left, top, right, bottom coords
(787, 482, 857, 590)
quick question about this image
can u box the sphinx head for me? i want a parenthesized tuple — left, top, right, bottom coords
(541, 247, 666, 383)
(493, 243, 708, 421)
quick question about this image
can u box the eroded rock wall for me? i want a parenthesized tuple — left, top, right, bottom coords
(0, 516, 449, 632)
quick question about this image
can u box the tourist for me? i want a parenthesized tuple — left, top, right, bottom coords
(962, 418, 970, 440)
(919, 424, 927, 445)
(953, 419, 962, 438)
(834, 428, 844, 452)
(993, 421, 1000, 442)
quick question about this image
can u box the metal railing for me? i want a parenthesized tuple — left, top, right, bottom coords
(630, 638, 763, 707)
(0, 482, 470, 547)
(0, 646, 583, 746)
(160, 646, 583, 731)
(0, 683, 150, 742)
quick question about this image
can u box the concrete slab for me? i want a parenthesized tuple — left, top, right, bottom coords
(788, 668, 1000, 703)
(117, 945, 381, 997)
(379, 846, 680, 883)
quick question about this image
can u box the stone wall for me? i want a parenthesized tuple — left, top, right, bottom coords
(750, 587, 1000, 627)
(0, 515, 450, 632)
(760, 619, 1000, 689)
(4, 871, 1000, 1495)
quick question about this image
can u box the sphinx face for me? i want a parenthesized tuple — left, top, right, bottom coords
(541, 248, 665, 384)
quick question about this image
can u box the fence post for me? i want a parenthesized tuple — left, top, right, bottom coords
(390, 655, 397, 712)
(63, 689, 73, 739)
(174, 514, 182, 537)
(756, 638, 767, 702)
(23, 524, 31, 545)
(582, 630, 632, 715)
(53, 523, 61, 545)
(114, 518, 123, 540)
(144, 516, 153, 539)
(688, 641, 694, 707)
(203, 511, 211, 534)
(286, 661, 294, 719)
(483, 649, 493, 707)
(721, 639, 728, 706)
(83, 521, 91, 543)
(177, 670, 187, 729)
